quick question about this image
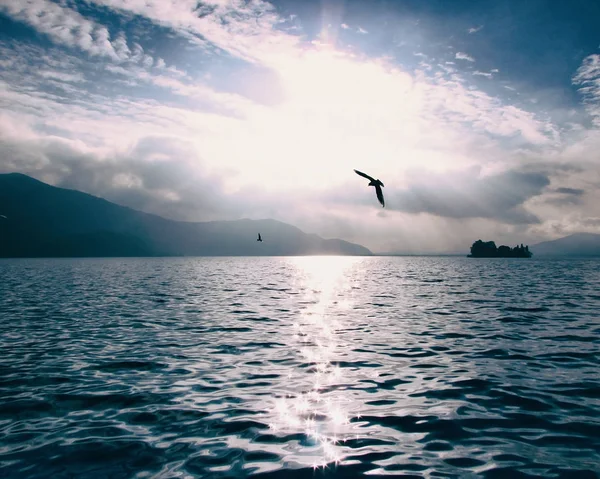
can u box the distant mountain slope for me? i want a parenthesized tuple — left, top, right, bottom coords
(0, 173, 372, 257)
(531, 233, 600, 257)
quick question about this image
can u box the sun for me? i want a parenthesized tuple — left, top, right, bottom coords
(216, 44, 426, 192)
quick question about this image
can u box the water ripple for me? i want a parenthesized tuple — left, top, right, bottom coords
(1, 256, 599, 478)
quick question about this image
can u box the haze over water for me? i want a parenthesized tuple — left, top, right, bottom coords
(1, 256, 599, 478)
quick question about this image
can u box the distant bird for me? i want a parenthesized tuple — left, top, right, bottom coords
(257, 233, 263, 242)
(354, 169, 385, 207)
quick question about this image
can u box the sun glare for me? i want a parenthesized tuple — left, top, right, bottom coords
(264, 256, 365, 468)
(227, 45, 429, 190)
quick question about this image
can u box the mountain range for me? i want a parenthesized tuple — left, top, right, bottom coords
(0, 173, 371, 258)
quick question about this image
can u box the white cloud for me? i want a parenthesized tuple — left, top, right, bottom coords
(573, 53, 600, 125)
(357, 27, 368, 34)
(0, 0, 157, 68)
(455, 52, 475, 62)
(468, 25, 483, 34)
(0, 3, 559, 162)
(38, 70, 86, 83)
(84, 0, 299, 65)
(0, 0, 120, 60)
(341, 23, 349, 30)
(473, 71, 492, 78)
(0, 42, 559, 193)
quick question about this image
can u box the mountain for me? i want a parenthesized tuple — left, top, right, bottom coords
(0, 173, 372, 257)
(530, 233, 600, 257)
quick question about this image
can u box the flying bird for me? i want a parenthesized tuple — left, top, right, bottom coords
(257, 233, 263, 242)
(354, 169, 385, 207)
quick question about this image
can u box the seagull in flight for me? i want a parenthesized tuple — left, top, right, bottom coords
(354, 169, 385, 207)
(257, 233, 263, 242)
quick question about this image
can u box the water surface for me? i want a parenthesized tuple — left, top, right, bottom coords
(1, 257, 599, 478)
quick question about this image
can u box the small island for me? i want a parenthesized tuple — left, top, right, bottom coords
(468, 239, 533, 258)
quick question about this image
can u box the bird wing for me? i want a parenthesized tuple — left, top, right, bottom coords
(258, 233, 261, 240)
(354, 169, 376, 183)
(375, 184, 385, 207)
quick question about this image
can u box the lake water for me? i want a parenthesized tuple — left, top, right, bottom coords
(1, 256, 599, 478)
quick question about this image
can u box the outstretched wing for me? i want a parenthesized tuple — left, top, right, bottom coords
(354, 169, 375, 183)
(375, 184, 385, 207)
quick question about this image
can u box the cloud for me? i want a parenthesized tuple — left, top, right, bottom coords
(0, 0, 121, 61)
(554, 187, 585, 196)
(468, 25, 484, 34)
(357, 27, 368, 34)
(0, 134, 233, 221)
(4, 1, 550, 151)
(473, 71, 492, 78)
(573, 53, 600, 125)
(381, 168, 550, 224)
(528, 212, 600, 239)
(0, 42, 88, 92)
(0, 0, 159, 71)
(540, 187, 585, 207)
(38, 70, 86, 83)
(341, 23, 349, 30)
(455, 52, 475, 62)
(0, 13, 559, 180)
(82, 0, 299, 65)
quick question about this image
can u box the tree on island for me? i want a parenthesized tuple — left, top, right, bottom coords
(468, 239, 532, 258)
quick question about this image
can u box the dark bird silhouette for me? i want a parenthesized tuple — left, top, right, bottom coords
(354, 169, 385, 207)
(257, 233, 263, 242)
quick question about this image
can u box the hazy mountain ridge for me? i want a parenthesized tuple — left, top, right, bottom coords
(530, 233, 600, 257)
(0, 173, 372, 257)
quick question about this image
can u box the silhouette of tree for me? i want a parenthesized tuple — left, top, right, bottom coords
(469, 240, 532, 258)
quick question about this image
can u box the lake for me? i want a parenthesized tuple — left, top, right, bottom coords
(1, 256, 599, 478)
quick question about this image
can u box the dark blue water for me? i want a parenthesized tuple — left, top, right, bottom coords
(1, 257, 599, 478)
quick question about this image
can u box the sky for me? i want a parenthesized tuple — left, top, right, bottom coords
(1, 0, 599, 253)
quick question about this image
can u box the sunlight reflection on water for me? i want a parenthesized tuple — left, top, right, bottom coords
(265, 257, 366, 468)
